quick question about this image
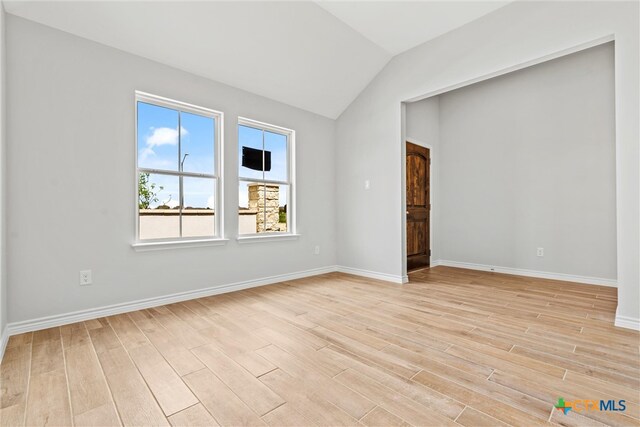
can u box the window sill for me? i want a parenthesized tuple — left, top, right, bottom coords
(236, 234, 300, 244)
(132, 238, 229, 252)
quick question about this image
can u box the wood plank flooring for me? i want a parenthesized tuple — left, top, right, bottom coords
(1, 267, 638, 426)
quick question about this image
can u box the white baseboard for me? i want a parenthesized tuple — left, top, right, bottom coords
(434, 260, 617, 287)
(615, 311, 640, 331)
(2, 259, 632, 361)
(0, 261, 407, 364)
(336, 266, 407, 284)
(2, 263, 411, 348)
(0, 326, 8, 363)
(6, 265, 338, 337)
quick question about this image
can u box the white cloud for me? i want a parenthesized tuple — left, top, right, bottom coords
(140, 126, 188, 162)
(139, 147, 155, 162)
(147, 126, 188, 148)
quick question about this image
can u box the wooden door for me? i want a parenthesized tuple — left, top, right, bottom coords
(406, 142, 430, 271)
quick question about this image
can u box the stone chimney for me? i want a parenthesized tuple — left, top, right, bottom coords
(248, 183, 280, 232)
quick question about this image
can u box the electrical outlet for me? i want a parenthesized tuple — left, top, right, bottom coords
(314, 245, 320, 255)
(80, 270, 92, 286)
(537, 248, 544, 257)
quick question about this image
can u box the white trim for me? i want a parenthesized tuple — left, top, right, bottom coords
(131, 238, 229, 252)
(5, 266, 337, 336)
(336, 266, 406, 284)
(238, 116, 294, 136)
(236, 234, 300, 244)
(136, 91, 222, 117)
(0, 326, 8, 363)
(434, 260, 617, 287)
(614, 310, 640, 331)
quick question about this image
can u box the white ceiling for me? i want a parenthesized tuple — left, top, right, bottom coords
(4, 1, 510, 119)
(316, 1, 511, 55)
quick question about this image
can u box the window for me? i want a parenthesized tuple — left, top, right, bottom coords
(238, 118, 295, 236)
(135, 92, 223, 242)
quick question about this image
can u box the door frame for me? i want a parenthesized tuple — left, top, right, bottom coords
(404, 137, 434, 275)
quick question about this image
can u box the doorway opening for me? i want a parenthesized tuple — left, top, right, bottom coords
(401, 39, 618, 289)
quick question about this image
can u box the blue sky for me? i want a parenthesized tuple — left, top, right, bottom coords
(138, 102, 288, 210)
(138, 102, 215, 209)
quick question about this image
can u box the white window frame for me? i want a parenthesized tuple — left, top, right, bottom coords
(133, 91, 226, 250)
(237, 117, 296, 241)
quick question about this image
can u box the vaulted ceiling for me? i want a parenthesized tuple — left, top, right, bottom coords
(4, 1, 510, 119)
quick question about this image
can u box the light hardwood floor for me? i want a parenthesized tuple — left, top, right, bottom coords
(1, 267, 639, 427)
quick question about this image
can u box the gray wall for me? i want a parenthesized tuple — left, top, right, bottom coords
(6, 16, 337, 323)
(0, 6, 6, 335)
(436, 43, 616, 279)
(335, 1, 638, 322)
